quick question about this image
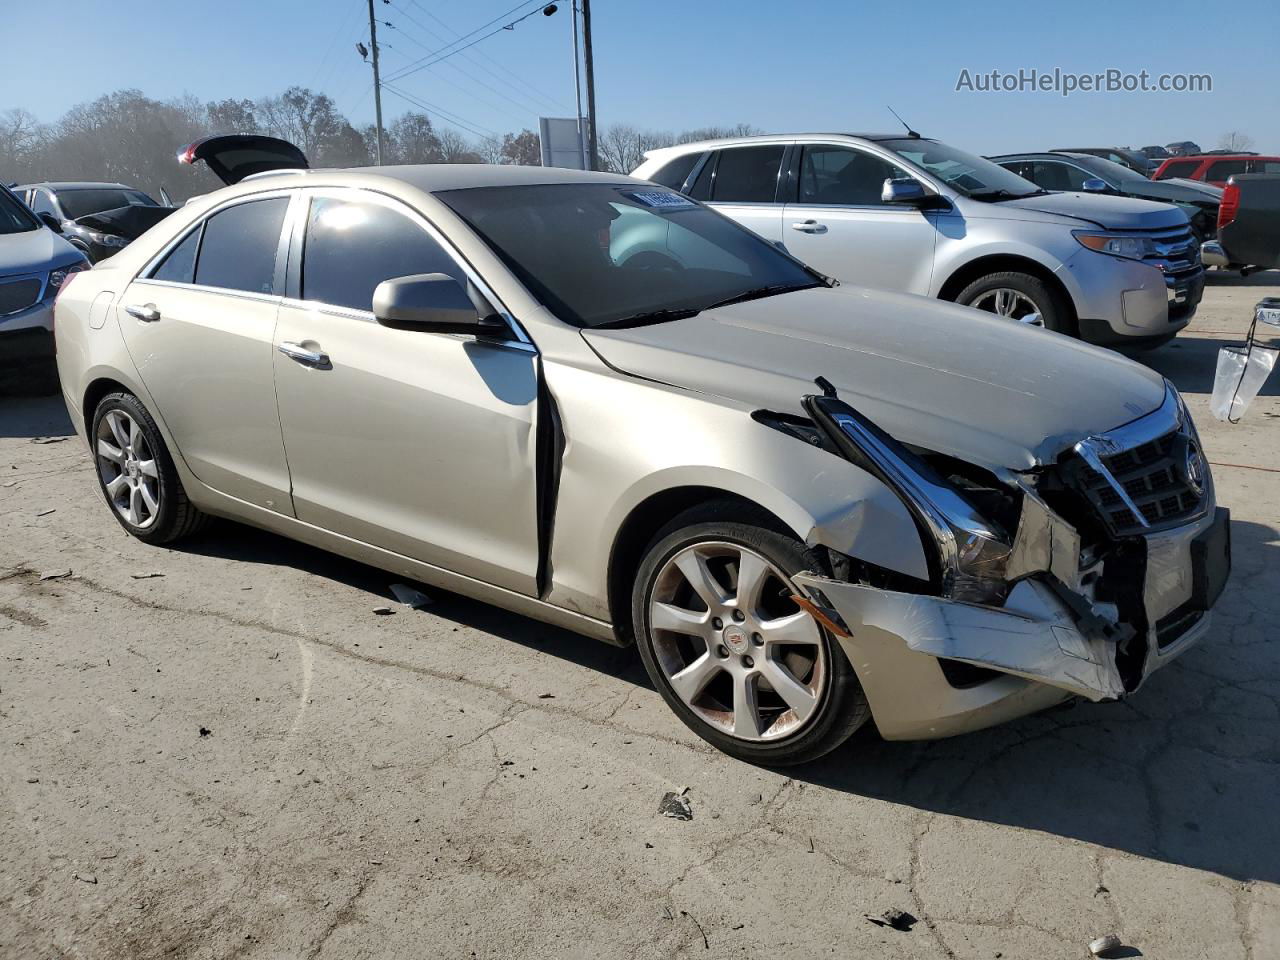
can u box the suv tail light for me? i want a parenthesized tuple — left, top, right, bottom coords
(1219, 182, 1240, 231)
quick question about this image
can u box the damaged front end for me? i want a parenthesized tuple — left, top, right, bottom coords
(782, 379, 1230, 736)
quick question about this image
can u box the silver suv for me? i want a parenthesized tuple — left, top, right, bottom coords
(0, 184, 88, 392)
(633, 134, 1204, 347)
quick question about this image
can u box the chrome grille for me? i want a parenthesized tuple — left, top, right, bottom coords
(1077, 428, 1204, 536)
(0, 276, 42, 316)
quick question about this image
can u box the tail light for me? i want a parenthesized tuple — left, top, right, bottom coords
(1219, 182, 1240, 231)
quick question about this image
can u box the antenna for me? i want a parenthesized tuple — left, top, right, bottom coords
(886, 105, 920, 139)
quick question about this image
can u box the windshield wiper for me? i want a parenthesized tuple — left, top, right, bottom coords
(968, 188, 1049, 201)
(591, 306, 703, 330)
(703, 281, 822, 311)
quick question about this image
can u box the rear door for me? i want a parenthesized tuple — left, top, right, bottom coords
(120, 191, 295, 513)
(688, 144, 787, 246)
(781, 143, 937, 294)
(272, 188, 540, 594)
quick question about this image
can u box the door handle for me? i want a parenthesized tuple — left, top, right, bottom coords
(278, 341, 330, 368)
(790, 220, 827, 234)
(125, 303, 160, 322)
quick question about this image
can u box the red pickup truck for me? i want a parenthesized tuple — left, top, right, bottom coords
(1153, 154, 1280, 187)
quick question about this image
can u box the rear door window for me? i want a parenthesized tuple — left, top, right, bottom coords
(647, 152, 702, 192)
(1156, 160, 1199, 180)
(798, 146, 909, 205)
(301, 196, 459, 313)
(193, 197, 289, 295)
(1206, 160, 1247, 181)
(1031, 161, 1092, 191)
(709, 145, 785, 203)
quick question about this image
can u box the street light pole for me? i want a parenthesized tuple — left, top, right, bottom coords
(571, 2, 587, 170)
(581, 0, 599, 171)
(367, 0, 386, 165)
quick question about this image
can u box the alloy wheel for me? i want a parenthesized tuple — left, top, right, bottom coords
(969, 287, 1040, 322)
(96, 409, 161, 529)
(648, 541, 827, 742)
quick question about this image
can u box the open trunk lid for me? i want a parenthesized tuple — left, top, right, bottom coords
(178, 135, 309, 186)
(74, 204, 176, 240)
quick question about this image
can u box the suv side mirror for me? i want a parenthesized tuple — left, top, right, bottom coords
(881, 178, 929, 205)
(372, 273, 509, 338)
(1081, 178, 1109, 193)
(39, 212, 62, 233)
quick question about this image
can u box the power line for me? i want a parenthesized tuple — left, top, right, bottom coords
(381, 82, 500, 141)
(397, 0, 571, 113)
(382, 0, 553, 86)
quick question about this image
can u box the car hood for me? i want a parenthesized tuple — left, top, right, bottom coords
(0, 227, 82, 277)
(74, 204, 177, 240)
(990, 191, 1190, 230)
(1129, 178, 1222, 205)
(581, 285, 1167, 471)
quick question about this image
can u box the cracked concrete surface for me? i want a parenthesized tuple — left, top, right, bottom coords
(2, 274, 1278, 959)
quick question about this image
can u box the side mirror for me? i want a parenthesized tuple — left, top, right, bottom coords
(881, 178, 928, 205)
(372, 273, 509, 338)
(39, 212, 62, 233)
(1081, 178, 1109, 193)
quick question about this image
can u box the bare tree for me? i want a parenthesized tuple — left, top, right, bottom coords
(437, 127, 481, 163)
(388, 112, 443, 164)
(207, 98, 259, 134)
(1218, 131, 1255, 152)
(477, 135, 506, 165)
(0, 108, 44, 180)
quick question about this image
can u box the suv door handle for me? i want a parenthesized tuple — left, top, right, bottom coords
(278, 341, 330, 368)
(790, 220, 827, 234)
(125, 303, 160, 322)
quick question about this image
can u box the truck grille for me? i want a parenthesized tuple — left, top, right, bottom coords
(1143, 226, 1204, 323)
(1076, 427, 1205, 536)
(0, 276, 42, 316)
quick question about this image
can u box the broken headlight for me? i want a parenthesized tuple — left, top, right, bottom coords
(803, 390, 1013, 605)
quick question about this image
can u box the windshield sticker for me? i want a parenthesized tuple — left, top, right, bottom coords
(626, 191, 696, 210)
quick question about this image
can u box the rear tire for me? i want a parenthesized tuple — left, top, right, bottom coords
(631, 501, 869, 766)
(956, 270, 1074, 336)
(90, 392, 209, 545)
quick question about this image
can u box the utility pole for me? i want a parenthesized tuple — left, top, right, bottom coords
(367, 0, 386, 165)
(581, 0, 599, 171)
(571, 2, 587, 170)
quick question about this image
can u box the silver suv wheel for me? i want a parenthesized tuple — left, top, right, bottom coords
(648, 541, 826, 742)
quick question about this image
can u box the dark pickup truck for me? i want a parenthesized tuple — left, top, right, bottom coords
(1202, 174, 1280, 274)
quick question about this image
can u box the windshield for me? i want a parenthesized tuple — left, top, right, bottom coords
(1080, 155, 1148, 185)
(439, 183, 821, 328)
(880, 139, 1043, 199)
(58, 188, 157, 220)
(0, 187, 39, 235)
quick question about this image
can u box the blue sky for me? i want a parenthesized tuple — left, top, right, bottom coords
(5, 0, 1277, 155)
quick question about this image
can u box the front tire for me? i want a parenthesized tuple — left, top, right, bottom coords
(956, 270, 1074, 336)
(631, 502, 869, 766)
(91, 392, 208, 544)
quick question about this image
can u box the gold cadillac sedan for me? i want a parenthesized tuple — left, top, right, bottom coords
(52, 136, 1229, 765)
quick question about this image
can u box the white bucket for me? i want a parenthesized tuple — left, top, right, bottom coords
(1211, 344, 1278, 422)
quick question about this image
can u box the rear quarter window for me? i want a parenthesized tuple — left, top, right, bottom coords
(646, 152, 702, 192)
(1156, 160, 1199, 180)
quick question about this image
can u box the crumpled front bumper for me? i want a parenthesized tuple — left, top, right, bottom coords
(793, 502, 1228, 741)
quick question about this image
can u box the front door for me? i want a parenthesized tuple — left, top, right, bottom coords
(782, 144, 937, 295)
(272, 190, 540, 594)
(118, 192, 294, 514)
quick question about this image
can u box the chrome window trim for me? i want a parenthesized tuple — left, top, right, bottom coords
(136, 187, 298, 284)
(292, 185, 534, 348)
(131, 277, 284, 307)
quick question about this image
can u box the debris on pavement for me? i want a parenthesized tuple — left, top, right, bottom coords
(31, 436, 67, 445)
(130, 572, 165, 580)
(389, 583, 432, 609)
(72, 873, 97, 884)
(198, 727, 211, 737)
(537, 693, 555, 699)
(1089, 934, 1124, 957)
(658, 791, 694, 821)
(864, 909, 917, 931)
(35, 508, 56, 517)
(680, 911, 709, 949)
(39, 569, 72, 580)
(372, 606, 395, 616)
(25, 777, 39, 784)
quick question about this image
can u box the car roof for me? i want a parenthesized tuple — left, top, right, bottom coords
(1168, 153, 1277, 161)
(642, 133, 922, 157)
(15, 181, 140, 192)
